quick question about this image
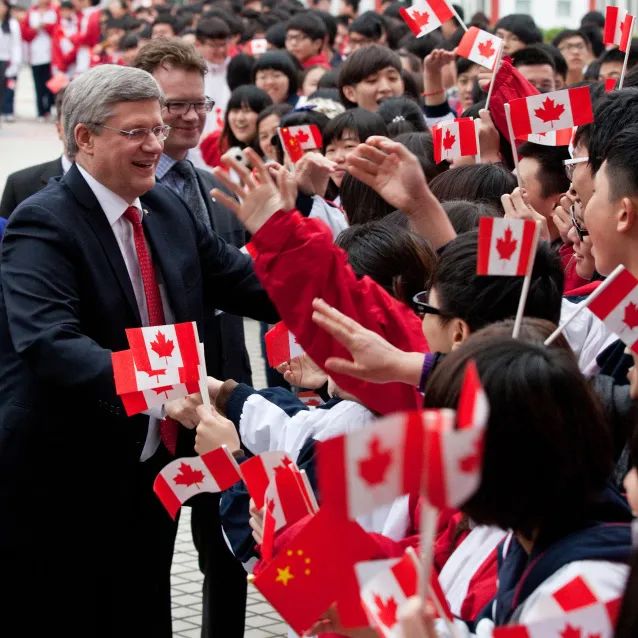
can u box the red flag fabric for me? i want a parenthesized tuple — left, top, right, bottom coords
(264, 322, 304, 368)
(605, 77, 618, 92)
(432, 118, 479, 164)
(604, 5, 634, 53)
(318, 411, 426, 520)
(245, 37, 268, 56)
(508, 87, 594, 138)
(399, 0, 455, 38)
(278, 125, 323, 163)
(477, 217, 539, 277)
(587, 266, 638, 354)
(456, 27, 503, 71)
(153, 447, 242, 519)
(525, 127, 574, 147)
(456, 360, 489, 431)
(239, 451, 293, 509)
(119, 380, 200, 417)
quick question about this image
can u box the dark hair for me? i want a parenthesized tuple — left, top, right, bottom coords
(424, 336, 612, 539)
(252, 50, 300, 98)
(118, 32, 139, 51)
(603, 125, 638, 201)
(430, 164, 517, 212)
(432, 230, 564, 331)
(455, 55, 480, 76)
(377, 96, 426, 136)
(322, 107, 388, 149)
(221, 85, 273, 150)
(338, 44, 402, 107)
(552, 28, 591, 50)
(202, 8, 242, 36)
(588, 88, 638, 173)
(537, 43, 568, 80)
(518, 142, 571, 199)
(442, 200, 502, 234)
(511, 45, 556, 71)
(392, 131, 442, 182)
(340, 173, 395, 225)
(256, 102, 294, 128)
(398, 49, 422, 74)
(580, 23, 605, 57)
(314, 10, 337, 47)
(227, 53, 255, 91)
(196, 17, 231, 41)
(599, 43, 638, 71)
(399, 31, 444, 60)
(152, 14, 178, 35)
(348, 10, 385, 40)
(132, 38, 207, 76)
(286, 11, 327, 41)
(581, 10, 605, 28)
(308, 87, 341, 101)
(495, 14, 542, 45)
(317, 69, 339, 89)
(335, 219, 436, 304)
(266, 22, 287, 49)
(342, 0, 360, 13)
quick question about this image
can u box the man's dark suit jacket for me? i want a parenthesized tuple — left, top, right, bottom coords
(0, 164, 277, 635)
(0, 156, 64, 218)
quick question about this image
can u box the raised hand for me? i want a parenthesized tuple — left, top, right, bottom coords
(276, 352, 328, 389)
(194, 404, 240, 455)
(501, 187, 549, 242)
(552, 193, 577, 245)
(294, 152, 337, 197)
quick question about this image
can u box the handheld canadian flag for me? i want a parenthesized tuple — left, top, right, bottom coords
(278, 124, 323, 163)
(587, 266, 638, 354)
(399, 0, 454, 38)
(508, 87, 594, 138)
(432, 118, 479, 164)
(456, 359, 489, 431)
(318, 411, 426, 520)
(153, 446, 242, 519)
(456, 27, 503, 71)
(604, 5, 634, 53)
(525, 126, 575, 147)
(239, 450, 293, 509)
(477, 217, 539, 277)
(264, 322, 304, 368)
(119, 380, 200, 417)
(126, 322, 201, 374)
(245, 38, 268, 56)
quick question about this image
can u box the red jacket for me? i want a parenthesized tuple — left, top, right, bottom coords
(251, 209, 427, 416)
(20, 5, 59, 43)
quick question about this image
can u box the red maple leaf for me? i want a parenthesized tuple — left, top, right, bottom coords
(534, 97, 566, 127)
(153, 384, 174, 398)
(173, 462, 205, 488)
(410, 9, 430, 29)
(373, 594, 398, 628)
(477, 39, 496, 59)
(295, 130, 309, 144)
(442, 129, 456, 151)
(623, 302, 638, 330)
(560, 625, 582, 638)
(358, 437, 393, 485)
(459, 437, 483, 473)
(496, 227, 517, 260)
(150, 330, 175, 364)
(144, 368, 166, 381)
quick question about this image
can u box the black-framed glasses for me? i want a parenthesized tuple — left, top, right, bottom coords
(412, 291, 442, 318)
(570, 204, 589, 241)
(89, 123, 171, 143)
(163, 97, 215, 115)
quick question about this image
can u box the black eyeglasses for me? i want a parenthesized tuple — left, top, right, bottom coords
(163, 97, 215, 115)
(570, 204, 589, 241)
(412, 291, 442, 318)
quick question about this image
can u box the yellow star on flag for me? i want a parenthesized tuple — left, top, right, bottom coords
(275, 565, 294, 586)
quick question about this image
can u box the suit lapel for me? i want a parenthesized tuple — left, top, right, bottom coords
(194, 170, 216, 232)
(63, 165, 141, 324)
(39, 157, 64, 185)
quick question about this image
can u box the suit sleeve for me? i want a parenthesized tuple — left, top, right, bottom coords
(0, 203, 122, 407)
(0, 175, 18, 218)
(250, 209, 427, 416)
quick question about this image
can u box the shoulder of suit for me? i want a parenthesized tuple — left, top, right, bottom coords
(6, 158, 62, 184)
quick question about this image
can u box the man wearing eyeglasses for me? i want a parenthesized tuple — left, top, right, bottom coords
(0, 64, 277, 637)
(133, 38, 253, 638)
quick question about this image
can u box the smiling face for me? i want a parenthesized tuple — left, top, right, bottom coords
(324, 129, 360, 187)
(257, 113, 280, 161)
(76, 99, 164, 203)
(255, 68, 290, 104)
(228, 104, 259, 143)
(342, 66, 404, 112)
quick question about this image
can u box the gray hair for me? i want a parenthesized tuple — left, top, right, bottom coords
(63, 64, 163, 159)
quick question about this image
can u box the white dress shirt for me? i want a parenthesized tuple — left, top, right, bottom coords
(76, 163, 174, 460)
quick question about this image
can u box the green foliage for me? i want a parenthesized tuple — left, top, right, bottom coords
(543, 27, 569, 43)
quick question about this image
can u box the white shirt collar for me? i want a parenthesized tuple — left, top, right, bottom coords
(76, 163, 143, 226)
(61, 154, 73, 174)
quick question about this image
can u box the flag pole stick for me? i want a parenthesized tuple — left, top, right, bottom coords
(484, 43, 503, 111)
(544, 264, 626, 346)
(418, 500, 438, 600)
(619, 16, 635, 89)
(197, 342, 212, 410)
(512, 223, 541, 339)
(504, 104, 522, 188)
(450, 4, 468, 31)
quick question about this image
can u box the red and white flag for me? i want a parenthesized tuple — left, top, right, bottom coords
(588, 266, 638, 354)
(153, 446, 242, 519)
(508, 87, 594, 138)
(605, 77, 618, 92)
(455, 27, 503, 71)
(318, 411, 427, 520)
(525, 126, 575, 147)
(604, 5, 634, 53)
(477, 217, 539, 277)
(241, 241, 258, 259)
(119, 380, 200, 417)
(126, 322, 200, 375)
(239, 450, 293, 509)
(432, 118, 479, 164)
(456, 360, 489, 431)
(399, 0, 454, 38)
(278, 125, 323, 163)
(245, 38, 268, 56)
(264, 322, 304, 368)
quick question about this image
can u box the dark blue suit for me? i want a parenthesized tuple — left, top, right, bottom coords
(0, 164, 277, 637)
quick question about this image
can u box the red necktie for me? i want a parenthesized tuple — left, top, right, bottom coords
(123, 206, 179, 455)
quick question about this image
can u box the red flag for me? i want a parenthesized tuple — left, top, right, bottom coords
(153, 447, 242, 519)
(525, 126, 575, 146)
(508, 87, 594, 138)
(432, 118, 479, 164)
(587, 265, 638, 354)
(239, 451, 293, 509)
(119, 379, 200, 417)
(477, 217, 539, 277)
(455, 27, 503, 71)
(264, 322, 304, 368)
(605, 77, 618, 93)
(245, 37, 268, 56)
(278, 124, 323, 163)
(604, 5, 634, 53)
(456, 360, 489, 431)
(399, 0, 455, 38)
